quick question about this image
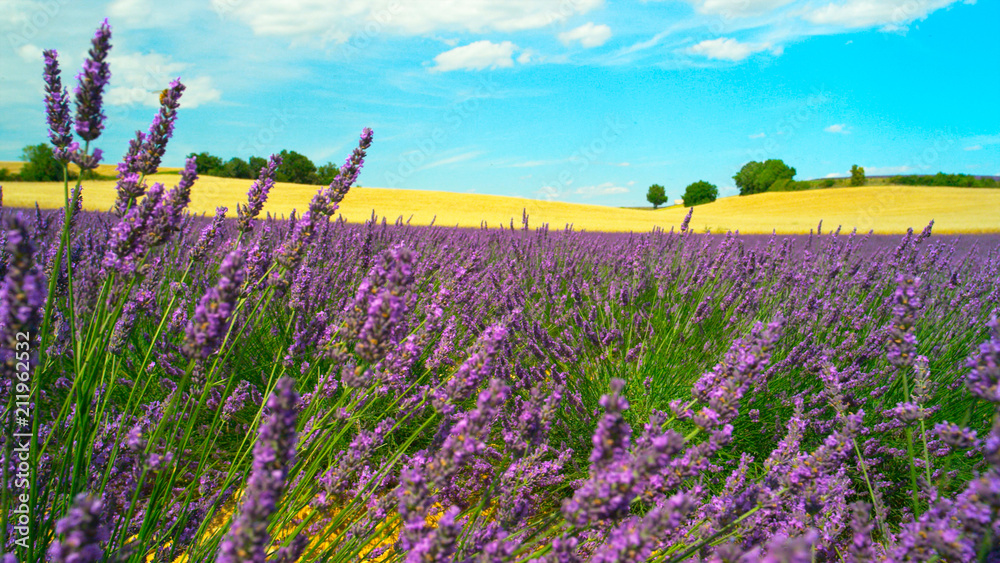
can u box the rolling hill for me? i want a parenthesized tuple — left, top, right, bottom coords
(2, 173, 999, 234)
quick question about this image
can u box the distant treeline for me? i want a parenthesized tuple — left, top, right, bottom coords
(188, 150, 343, 186)
(885, 173, 998, 188)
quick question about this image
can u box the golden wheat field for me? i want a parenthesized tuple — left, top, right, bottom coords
(3, 170, 999, 234)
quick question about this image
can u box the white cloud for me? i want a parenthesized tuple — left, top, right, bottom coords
(517, 49, 536, 64)
(824, 172, 842, 178)
(805, 0, 964, 29)
(749, 132, 766, 139)
(16, 43, 42, 63)
(212, 0, 603, 43)
(105, 52, 221, 109)
(575, 182, 629, 198)
(109, 0, 154, 24)
(824, 123, 850, 134)
(682, 0, 796, 17)
(964, 144, 982, 151)
(431, 40, 519, 72)
(558, 22, 612, 48)
(687, 37, 774, 61)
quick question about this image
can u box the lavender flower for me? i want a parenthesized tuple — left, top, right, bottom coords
(315, 127, 374, 215)
(967, 318, 1000, 403)
(73, 19, 112, 141)
(887, 273, 922, 368)
(190, 207, 228, 263)
(47, 493, 109, 563)
(238, 155, 282, 234)
(184, 250, 245, 360)
(42, 49, 73, 159)
(136, 79, 185, 175)
(101, 182, 164, 276)
(218, 376, 299, 563)
(680, 207, 693, 233)
(0, 215, 46, 384)
(112, 131, 148, 216)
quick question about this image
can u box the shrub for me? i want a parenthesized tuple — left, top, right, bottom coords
(822, 178, 835, 188)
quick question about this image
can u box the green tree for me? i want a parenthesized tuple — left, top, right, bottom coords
(646, 184, 668, 209)
(276, 150, 318, 185)
(222, 157, 253, 179)
(20, 143, 74, 181)
(682, 180, 718, 206)
(248, 156, 267, 175)
(317, 162, 340, 186)
(734, 161, 764, 195)
(734, 159, 796, 195)
(188, 152, 224, 176)
(850, 164, 866, 186)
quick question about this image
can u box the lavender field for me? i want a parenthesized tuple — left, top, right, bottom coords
(2, 20, 1000, 563)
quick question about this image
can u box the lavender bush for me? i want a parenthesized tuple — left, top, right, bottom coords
(0, 20, 999, 563)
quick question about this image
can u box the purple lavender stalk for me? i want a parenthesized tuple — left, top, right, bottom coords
(967, 318, 1000, 404)
(42, 49, 73, 160)
(190, 207, 228, 264)
(73, 19, 112, 142)
(0, 215, 46, 384)
(101, 182, 165, 276)
(218, 376, 300, 563)
(320, 127, 373, 211)
(146, 156, 197, 246)
(238, 155, 282, 234)
(136, 79, 185, 175)
(184, 250, 245, 360)
(887, 274, 921, 368)
(47, 493, 109, 563)
(112, 132, 148, 216)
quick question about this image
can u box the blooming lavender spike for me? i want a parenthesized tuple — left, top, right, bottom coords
(112, 131, 148, 215)
(136, 79, 185, 175)
(218, 376, 299, 563)
(887, 274, 922, 368)
(0, 215, 46, 382)
(73, 19, 112, 142)
(967, 318, 1000, 404)
(101, 182, 164, 276)
(317, 127, 373, 215)
(184, 250, 245, 359)
(42, 49, 73, 159)
(238, 155, 282, 234)
(190, 206, 228, 263)
(680, 207, 693, 233)
(47, 493, 109, 563)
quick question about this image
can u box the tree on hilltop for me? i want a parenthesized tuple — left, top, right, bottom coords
(683, 180, 718, 206)
(850, 164, 866, 186)
(646, 184, 668, 209)
(734, 159, 796, 195)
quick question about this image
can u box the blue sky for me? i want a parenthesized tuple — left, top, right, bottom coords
(1, 0, 997, 205)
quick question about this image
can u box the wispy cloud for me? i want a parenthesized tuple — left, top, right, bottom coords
(687, 38, 777, 61)
(824, 123, 850, 134)
(431, 40, 519, 72)
(964, 144, 983, 151)
(558, 22, 613, 48)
